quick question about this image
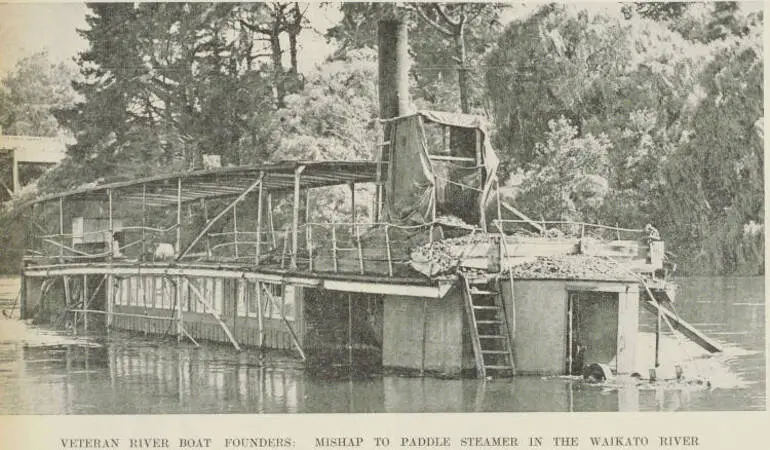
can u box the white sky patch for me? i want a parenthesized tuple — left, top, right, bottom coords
(0, 1, 764, 77)
(0, 2, 342, 77)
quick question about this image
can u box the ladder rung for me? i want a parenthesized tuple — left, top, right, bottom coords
(479, 335, 505, 339)
(470, 288, 497, 295)
(476, 320, 502, 324)
(485, 365, 513, 370)
(472, 305, 499, 310)
(482, 350, 509, 354)
(468, 277, 493, 285)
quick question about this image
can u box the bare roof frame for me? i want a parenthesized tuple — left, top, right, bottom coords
(28, 161, 383, 208)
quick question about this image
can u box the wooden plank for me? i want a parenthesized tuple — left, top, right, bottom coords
(261, 284, 305, 361)
(580, 239, 640, 258)
(291, 166, 305, 269)
(177, 173, 264, 260)
(640, 298, 722, 353)
(184, 276, 241, 351)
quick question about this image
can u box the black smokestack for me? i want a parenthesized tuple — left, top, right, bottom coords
(378, 19, 411, 120)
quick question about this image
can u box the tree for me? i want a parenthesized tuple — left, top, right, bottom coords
(327, 2, 507, 114)
(51, 2, 309, 191)
(515, 117, 612, 223)
(660, 26, 763, 274)
(405, 3, 506, 113)
(0, 52, 78, 137)
(268, 50, 380, 222)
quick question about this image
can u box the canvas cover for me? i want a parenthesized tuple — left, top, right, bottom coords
(383, 111, 499, 226)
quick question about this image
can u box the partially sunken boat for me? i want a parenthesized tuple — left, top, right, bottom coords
(17, 19, 721, 380)
(18, 108, 720, 379)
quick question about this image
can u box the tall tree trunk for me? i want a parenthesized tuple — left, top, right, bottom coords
(270, 28, 285, 108)
(455, 28, 469, 113)
(288, 3, 301, 75)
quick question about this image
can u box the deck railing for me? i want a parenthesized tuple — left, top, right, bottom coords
(25, 219, 654, 276)
(493, 219, 644, 241)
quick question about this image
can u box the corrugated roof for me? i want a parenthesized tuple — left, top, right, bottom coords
(27, 161, 385, 208)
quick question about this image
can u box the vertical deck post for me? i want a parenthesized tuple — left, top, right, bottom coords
(82, 274, 88, 332)
(655, 298, 662, 367)
(305, 189, 311, 271)
(233, 204, 239, 261)
(255, 172, 264, 265)
(349, 182, 356, 227)
(11, 149, 20, 194)
(495, 178, 503, 231)
(567, 292, 575, 375)
(291, 166, 305, 269)
(203, 200, 211, 258)
(355, 224, 364, 274)
(256, 282, 264, 349)
(107, 189, 114, 329)
(476, 129, 486, 232)
(421, 297, 428, 376)
(374, 121, 383, 223)
(348, 293, 353, 369)
(174, 181, 184, 339)
(305, 224, 313, 272)
(175, 178, 182, 254)
(141, 183, 147, 260)
(177, 277, 183, 341)
(267, 194, 276, 249)
(58, 197, 64, 261)
(331, 224, 339, 272)
(384, 224, 393, 276)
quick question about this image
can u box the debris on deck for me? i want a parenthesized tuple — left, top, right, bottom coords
(509, 255, 638, 281)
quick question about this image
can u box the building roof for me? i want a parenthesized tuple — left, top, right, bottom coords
(0, 135, 69, 164)
(27, 160, 384, 208)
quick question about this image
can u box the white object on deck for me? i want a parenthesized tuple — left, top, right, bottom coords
(154, 243, 176, 261)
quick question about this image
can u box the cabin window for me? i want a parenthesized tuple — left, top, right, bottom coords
(260, 282, 285, 320)
(123, 278, 130, 306)
(187, 278, 200, 313)
(240, 281, 264, 319)
(115, 278, 124, 306)
(283, 287, 295, 321)
(213, 279, 224, 314)
(237, 281, 247, 317)
(180, 278, 189, 312)
(144, 276, 154, 308)
(129, 277, 138, 307)
(160, 278, 171, 309)
(126, 277, 133, 306)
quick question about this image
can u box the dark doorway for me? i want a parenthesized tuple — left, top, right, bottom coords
(567, 291, 619, 375)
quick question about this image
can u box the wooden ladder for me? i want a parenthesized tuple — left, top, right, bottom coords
(461, 275, 515, 378)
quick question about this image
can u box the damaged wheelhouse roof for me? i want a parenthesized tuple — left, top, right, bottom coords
(27, 161, 384, 208)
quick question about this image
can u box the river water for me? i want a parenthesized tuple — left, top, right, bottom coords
(0, 276, 764, 414)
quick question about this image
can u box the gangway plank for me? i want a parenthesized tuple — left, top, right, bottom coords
(641, 298, 722, 353)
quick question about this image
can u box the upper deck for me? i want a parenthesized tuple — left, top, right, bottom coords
(20, 112, 667, 286)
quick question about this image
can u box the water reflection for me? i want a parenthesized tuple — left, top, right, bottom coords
(0, 277, 764, 414)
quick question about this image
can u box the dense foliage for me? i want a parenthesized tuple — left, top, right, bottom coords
(0, 2, 763, 275)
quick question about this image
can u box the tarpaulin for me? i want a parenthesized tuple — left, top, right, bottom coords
(383, 111, 499, 227)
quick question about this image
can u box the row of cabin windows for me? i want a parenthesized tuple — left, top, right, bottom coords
(114, 277, 292, 321)
(237, 281, 293, 321)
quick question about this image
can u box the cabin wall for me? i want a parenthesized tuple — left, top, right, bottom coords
(501, 280, 568, 375)
(110, 275, 302, 351)
(499, 280, 639, 376)
(382, 286, 465, 376)
(302, 289, 383, 354)
(616, 286, 639, 375)
(21, 275, 42, 319)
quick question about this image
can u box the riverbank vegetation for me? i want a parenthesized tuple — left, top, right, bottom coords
(0, 2, 763, 275)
